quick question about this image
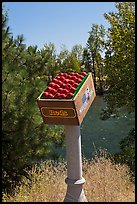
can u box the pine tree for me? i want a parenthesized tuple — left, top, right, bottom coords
(104, 2, 135, 112)
(2, 6, 65, 194)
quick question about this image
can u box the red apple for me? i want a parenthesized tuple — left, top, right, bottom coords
(58, 73, 64, 77)
(70, 86, 76, 93)
(76, 78, 82, 83)
(46, 86, 53, 93)
(78, 75, 84, 80)
(74, 73, 80, 78)
(81, 71, 87, 76)
(52, 79, 62, 86)
(65, 78, 70, 84)
(62, 89, 69, 95)
(62, 73, 68, 78)
(73, 82, 79, 88)
(70, 72, 75, 76)
(58, 80, 63, 86)
(48, 93, 54, 98)
(43, 92, 49, 98)
(46, 87, 57, 95)
(67, 75, 72, 80)
(59, 76, 66, 83)
(71, 75, 77, 81)
(62, 83, 71, 90)
(50, 88, 57, 95)
(49, 82, 56, 88)
(55, 75, 61, 79)
(66, 93, 74, 99)
(53, 84, 60, 89)
(52, 78, 59, 83)
(67, 83, 72, 89)
(56, 76, 66, 82)
(58, 87, 64, 93)
(68, 79, 75, 85)
(61, 83, 66, 89)
(54, 92, 61, 98)
(60, 93, 66, 99)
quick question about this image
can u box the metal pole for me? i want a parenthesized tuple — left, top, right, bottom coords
(64, 126, 87, 202)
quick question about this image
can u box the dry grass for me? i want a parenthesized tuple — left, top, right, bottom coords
(83, 152, 135, 202)
(2, 153, 135, 202)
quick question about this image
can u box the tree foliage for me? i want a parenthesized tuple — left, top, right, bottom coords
(59, 51, 81, 73)
(2, 7, 65, 193)
(2, 5, 83, 192)
(71, 44, 84, 64)
(113, 128, 135, 180)
(104, 2, 135, 113)
(86, 24, 106, 94)
(102, 3, 135, 177)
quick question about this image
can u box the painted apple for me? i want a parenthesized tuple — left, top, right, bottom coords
(52, 78, 59, 84)
(55, 75, 62, 80)
(62, 89, 69, 95)
(71, 75, 77, 81)
(42, 72, 88, 99)
(74, 73, 80, 78)
(61, 83, 66, 89)
(68, 79, 75, 86)
(62, 73, 68, 78)
(67, 75, 72, 80)
(49, 82, 56, 88)
(67, 83, 72, 89)
(70, 72, 75, 76)
(48, 93, 54, 98)
(58, 87, 64, 93)
(81, 72, 87, 77)
(62, 83, 71, 90)
(46, 86, 53, 92)
(55, 80, 63, 87)
(73, 82, 79, 88)
(66, 93, 74, 99)
(70, 86, 76, 93)
(56, 76, 66, 84)
(57, 76, 66, 83)
(54, 92, 61, 98)
(65, 78, 70, 84)
(60, 76, 66, 82)
(78, 75, 84, 80)
(50, 88, 57, 95)
(76, 78, 82, 83)
(53, 84, 60, 89)
(58, 73, 64, 77)
(43, 92, 49, 98)
(46, 86, 57, 95)
(60, 93, 66, 99)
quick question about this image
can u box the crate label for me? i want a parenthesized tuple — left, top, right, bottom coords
(79, 86, 93, 114)
(41, 107, 76, 118)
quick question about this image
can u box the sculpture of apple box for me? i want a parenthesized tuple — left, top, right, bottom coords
(37, 72, 96, 126)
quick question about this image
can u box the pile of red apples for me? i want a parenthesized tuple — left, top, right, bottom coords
(42, 72, 87, 99)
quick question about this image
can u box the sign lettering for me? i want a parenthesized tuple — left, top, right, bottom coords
(48, 109, 68, 117)
(41, 107, 76, 118)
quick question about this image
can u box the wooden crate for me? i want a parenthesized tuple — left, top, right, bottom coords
(37, 73, 96, 125)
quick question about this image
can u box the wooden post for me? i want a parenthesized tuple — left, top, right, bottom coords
(64, 126, 87, 202)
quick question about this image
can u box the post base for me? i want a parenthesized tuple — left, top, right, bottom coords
(63, 177, 87, 202)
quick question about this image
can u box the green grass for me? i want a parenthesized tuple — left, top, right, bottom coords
(81, 96, 135, 158)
